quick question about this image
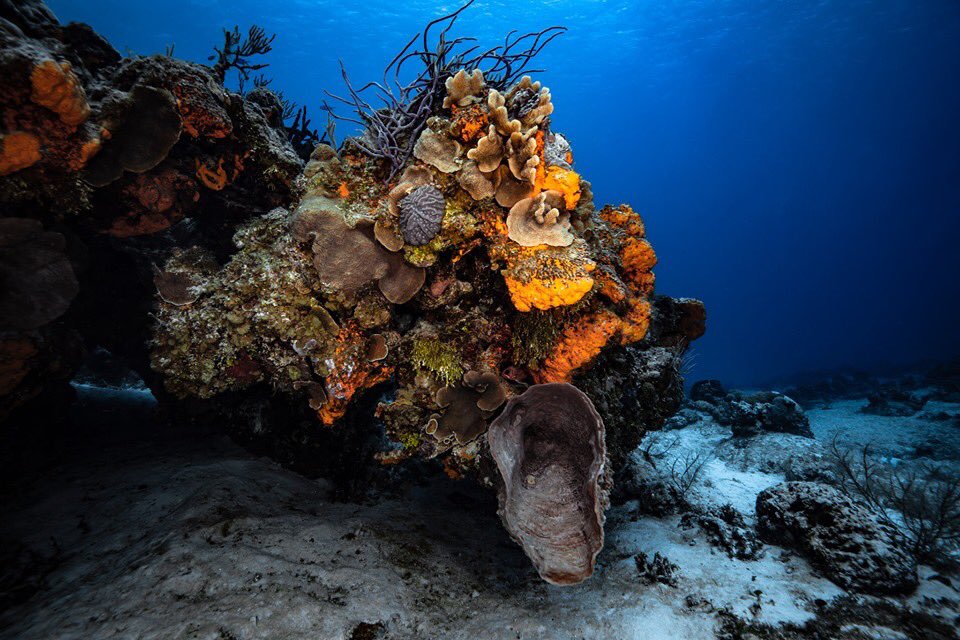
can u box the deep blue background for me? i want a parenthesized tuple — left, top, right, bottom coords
(48, 0, 960, 386)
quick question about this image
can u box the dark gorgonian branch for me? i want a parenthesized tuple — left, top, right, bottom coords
(210, 25, 277, 85)
(325, 0, 566, 177)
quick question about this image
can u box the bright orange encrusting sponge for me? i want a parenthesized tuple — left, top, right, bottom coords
(0, 131, 42, 176)
(504, 274, 594, 312)
(542, 166, 581, 210)
(535, 309, 622, 383)
(30, 59, 90, 127)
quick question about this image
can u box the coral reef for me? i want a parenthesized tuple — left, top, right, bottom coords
(0, 1, 704, 585)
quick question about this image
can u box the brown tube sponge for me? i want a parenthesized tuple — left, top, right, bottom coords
(488, 383, 608, 586)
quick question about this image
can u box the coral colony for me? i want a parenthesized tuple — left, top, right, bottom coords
(0, 0, 704, 585)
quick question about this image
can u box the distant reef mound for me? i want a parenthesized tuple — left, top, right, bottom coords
(0, 0, 704, 585)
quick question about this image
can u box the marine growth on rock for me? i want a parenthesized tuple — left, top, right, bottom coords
(0, 0, 705, 586)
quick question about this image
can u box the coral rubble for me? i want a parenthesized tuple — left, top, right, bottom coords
(0, 1, 704, 584)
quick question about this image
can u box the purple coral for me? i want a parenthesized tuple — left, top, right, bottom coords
(398, 185, 445, 246)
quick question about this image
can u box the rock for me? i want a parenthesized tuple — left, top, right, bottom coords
(663, 407, 701, 430)
(926, 358, 960, 402)
(690, 379, 727, 404)
(860, 387, 927, 417)
(782, 370, 879, 408)
(634, 551, 679, 587)
(688, 381, 813, 439)
(614, 450, 685, 515)
(681, 504, 763, 560)
(755, 482, 918, 595)
(576, 344, 686, 469)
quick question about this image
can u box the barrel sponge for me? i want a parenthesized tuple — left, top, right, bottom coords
(29, 59, 90, 126)
(443, 68, 486, 109)
(488, 383, 608, 586)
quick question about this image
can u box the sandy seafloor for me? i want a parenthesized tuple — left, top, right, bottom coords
(1, 385, 958, 640)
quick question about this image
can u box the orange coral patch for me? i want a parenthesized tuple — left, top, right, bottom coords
(535, 309, 622, 383)
(30, 60, 90, 126)
(620, 296, 653, 344)
(173, 87, 231, 139)
(70, 135, 102, 171)
(600, 204, 646, 237)
(338, 181, 351, 198)
(451, 103, 489, 143)
(621, 237, 657, 291)
(504, 274, 594, 312)
(0, 338, 39, 397)
(594, 268, 627, 304)
(317, 322, 393, 426)
(542, 166, 581, 209)
(106, 212, 181, 237)
(0, 131, 41, 176)
(195, 158, 229, 190)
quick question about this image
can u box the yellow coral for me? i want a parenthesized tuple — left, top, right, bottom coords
(0, 132, 41, 176)
(30, 59, 90, 126)
(504, 274, 594, 312)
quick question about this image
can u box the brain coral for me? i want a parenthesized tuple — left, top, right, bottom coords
(399, 185, 445, 246)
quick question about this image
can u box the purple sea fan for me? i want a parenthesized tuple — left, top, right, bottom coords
(399, 185, 445, 246)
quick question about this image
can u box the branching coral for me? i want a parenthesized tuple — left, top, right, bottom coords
(29, 59, 90, 126)
(325, 0, 565, 176)
(211, 25, 276, 85)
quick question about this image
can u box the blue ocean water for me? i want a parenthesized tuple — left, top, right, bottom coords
(47, 0, 960, 386)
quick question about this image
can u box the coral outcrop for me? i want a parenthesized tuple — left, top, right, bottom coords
(1, 1, 705, 585)
(142, 13, 706, 580)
